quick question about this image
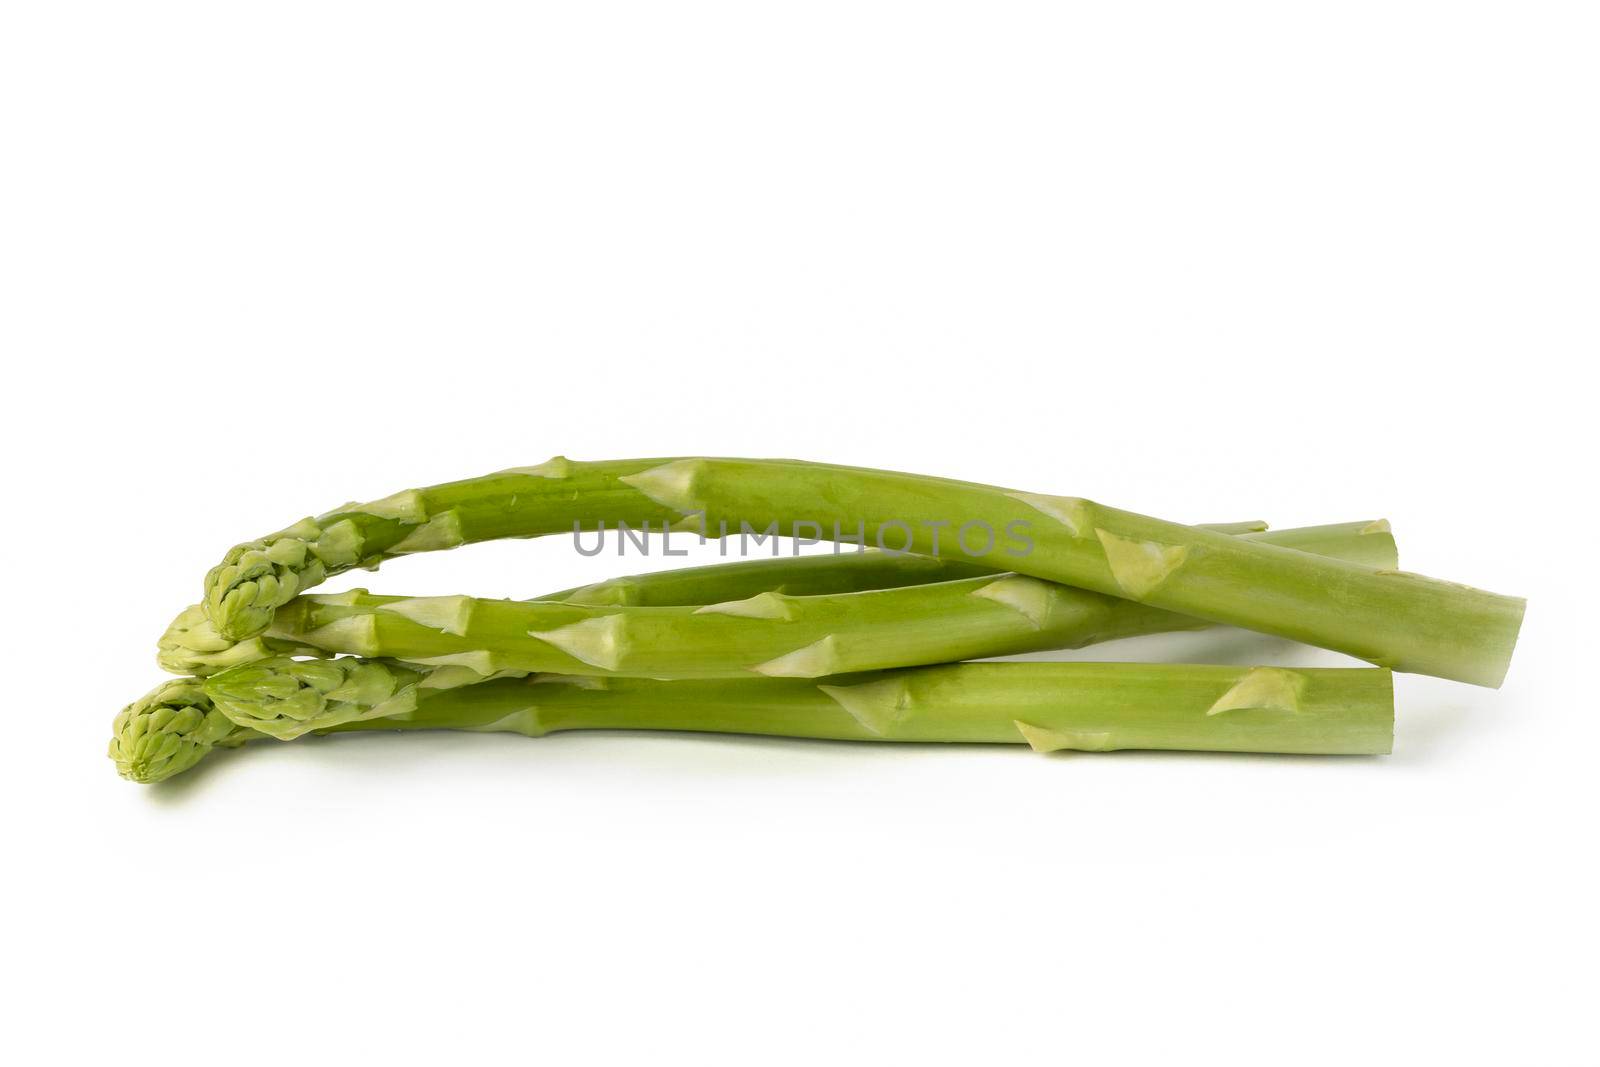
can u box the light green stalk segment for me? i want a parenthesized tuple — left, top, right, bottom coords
(614, 459, 1521, 686)
(259, 521, 1400, 685)
(151, 659, 1389, 783)
(202, 457, 685, 642)
(293, 661, 1396, 751)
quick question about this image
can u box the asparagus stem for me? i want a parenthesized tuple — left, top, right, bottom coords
(171, 520, 1390, 677)
(199, 456, 1519, 685)
(615, 459, 1520, 686)
(129, 659, 1384, 782)
(543, 549, 1000, 606)
(381, 663, 1395, 755)
(254, 522, 1401, 693)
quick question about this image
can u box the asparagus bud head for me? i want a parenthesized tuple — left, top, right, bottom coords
(158, 603, 324, 676)
(205, 657, 422, 740)
(204, 517, 360, 640)
(109, 680, 251, 783)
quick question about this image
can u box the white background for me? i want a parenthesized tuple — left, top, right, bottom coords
(3, 3, 1596, 1064)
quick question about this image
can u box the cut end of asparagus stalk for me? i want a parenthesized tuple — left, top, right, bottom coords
(109, 679, 251, 784)
(205, 657, 422, 740)
(1459, 594, 1528, 689)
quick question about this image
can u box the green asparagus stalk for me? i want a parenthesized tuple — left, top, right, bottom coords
(198, 457, 1521, 685)
(110, 659, 1391, 781)
(614, 459, 1523, 686)
(254, 522, 1401, 695)
(167, 520, 1393, 678)
(343, 662, 1396, 755)
(543, 548, 999, 605)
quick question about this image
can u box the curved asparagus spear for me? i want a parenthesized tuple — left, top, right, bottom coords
(258, 521, 1401, 689)
(138, 659, 1387, 782)
(199, 456, 1520, 685)
(637, 460, 1521, 685)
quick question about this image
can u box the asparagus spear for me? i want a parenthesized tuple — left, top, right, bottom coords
(616, 459, 1524, 686)
(333, 662, 1397, 755)
(112, 660, 1393, 781)
(167, 520, 1393, 678)
(543, 548, 999, 605)
(198, 457, 1521, 685)
(194, 460, 1264, 633)
(254, 521, 1397, 693)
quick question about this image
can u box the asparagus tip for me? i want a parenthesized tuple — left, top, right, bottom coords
(109, 680, 239, 783)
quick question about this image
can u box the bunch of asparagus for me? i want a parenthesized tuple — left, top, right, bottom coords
(111, 458, 1524, 783)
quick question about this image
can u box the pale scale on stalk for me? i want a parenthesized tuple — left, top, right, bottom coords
(1012, 722, 1117, 753)
(389, 510, 464, 554)
(751, 635, 846, 678)
(495, 455, 575, 479)
(376, 595, 475, 636)
(1093, 529, 1191, 598)
(558, 579, 640, 606)
(1206, 667, 1307, 716)
(693, 591, 798, 620)
(1006, 492, 1094, 537)
(404, 650, 512, 675)
(528, 615, 632, 671)
(290, 614, 384, 657)
(618, 459, 709, 514)
(969, 575, 1054, 627)
(356, 489, 428, 523)
(417, 664, 530, 689)
(817, 676, 913, 736)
